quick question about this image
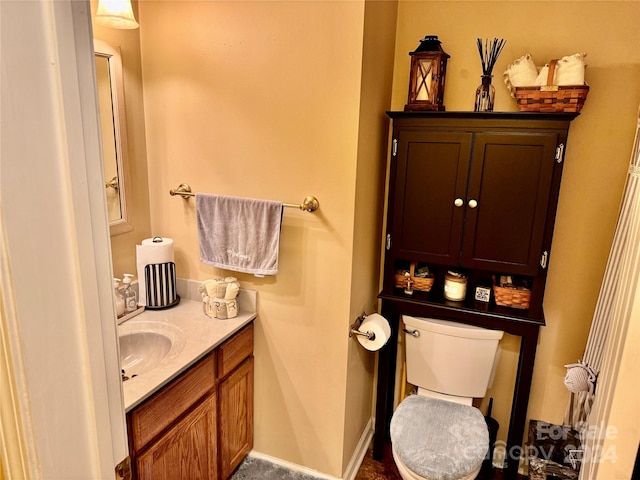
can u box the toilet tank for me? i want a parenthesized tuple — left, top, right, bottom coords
(403, 315, 504, 398)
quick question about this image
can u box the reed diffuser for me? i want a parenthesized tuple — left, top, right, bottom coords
(474, 37, 506, 112)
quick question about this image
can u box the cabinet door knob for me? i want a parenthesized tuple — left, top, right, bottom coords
(468, 199, 478, 209)
(454, 198, 464, 207)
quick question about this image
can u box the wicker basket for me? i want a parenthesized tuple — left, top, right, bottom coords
(493, 276, 531, 309)
(514, 59, 589, 113)
(395, 262, 434, 292)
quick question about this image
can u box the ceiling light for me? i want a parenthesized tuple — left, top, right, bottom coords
(95, 0, 139, 30)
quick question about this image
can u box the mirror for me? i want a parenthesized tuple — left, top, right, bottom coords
(94, 39, 133, 235)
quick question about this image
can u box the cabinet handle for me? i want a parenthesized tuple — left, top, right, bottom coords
(468, 199, 478, 209)
(454, 198, 464, 207)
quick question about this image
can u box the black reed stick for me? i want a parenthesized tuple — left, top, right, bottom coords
(476, 38, 506, 76)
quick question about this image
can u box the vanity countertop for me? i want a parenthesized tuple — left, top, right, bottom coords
(119, 290, 256, 412)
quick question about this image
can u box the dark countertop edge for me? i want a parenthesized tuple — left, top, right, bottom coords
(386, 110, 580, 121)
(378, 291, 546, 329)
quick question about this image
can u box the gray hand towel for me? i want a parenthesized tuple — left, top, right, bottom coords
(196, 193, 283, 276)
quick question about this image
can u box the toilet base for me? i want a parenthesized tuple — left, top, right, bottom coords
(391, 445, 482, 480)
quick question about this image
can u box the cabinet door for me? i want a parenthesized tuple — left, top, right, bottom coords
(137, 394, 217, 480)
(461, 132, 558, 274)
(390, 130, 473, 265)
(218, 357, 254, 479)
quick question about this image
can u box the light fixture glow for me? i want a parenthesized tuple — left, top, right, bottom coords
(95, 0, 139, 30)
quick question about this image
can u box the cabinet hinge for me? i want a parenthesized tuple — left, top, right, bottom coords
(555, 143, 565, 163)
(115, 456, 132, 480)
(540, 250, 549, 269)
(386, 234, 392, 250)
(392, 139, 398, 157)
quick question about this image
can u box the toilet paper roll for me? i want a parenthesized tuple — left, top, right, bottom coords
(356, 313, 391, 351)
(136, 237, 174, 306)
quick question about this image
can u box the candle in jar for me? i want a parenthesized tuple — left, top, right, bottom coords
(444, 271, 467, 301)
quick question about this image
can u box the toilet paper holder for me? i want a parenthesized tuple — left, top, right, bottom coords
(349, 312, 376, 341)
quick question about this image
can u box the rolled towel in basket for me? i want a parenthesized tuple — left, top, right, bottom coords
(534, 53, 587, 86)
(503, 53, 539, 93)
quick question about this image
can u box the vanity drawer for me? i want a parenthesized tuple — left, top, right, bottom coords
(217, 323, 254, 379)
(129, 352, 216, 451)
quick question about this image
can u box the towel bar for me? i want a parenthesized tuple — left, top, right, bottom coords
(169, 183, 319, 212)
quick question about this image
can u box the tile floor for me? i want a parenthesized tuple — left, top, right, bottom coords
(231, 443, 523, 479)
(230, 456, 324, 480)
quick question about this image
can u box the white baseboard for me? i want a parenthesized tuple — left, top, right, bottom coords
(342, 417, 374, 480)
(248, 417, 374, 480)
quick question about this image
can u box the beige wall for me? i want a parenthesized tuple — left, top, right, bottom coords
(344, 0, 399, 469)
(392, 0, 640, 460)
(97, 0, 640, 476)
(137, 0, 393, 476)
(92, 0, 152, 279)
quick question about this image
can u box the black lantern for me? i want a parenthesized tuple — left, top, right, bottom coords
(404, 35, 450, 111)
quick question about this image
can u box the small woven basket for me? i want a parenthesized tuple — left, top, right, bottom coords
(493, 276, 531, 309)
(395, 262, 434, 292)
(514, 59, 589, 113)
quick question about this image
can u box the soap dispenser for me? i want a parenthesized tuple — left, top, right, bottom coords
(122, 274, 137, 313)
(113, 278, 125, 317)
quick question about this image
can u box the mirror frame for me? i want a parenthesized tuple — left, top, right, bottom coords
(94, 39, 133, 236)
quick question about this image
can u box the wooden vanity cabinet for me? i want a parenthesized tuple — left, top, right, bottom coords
(217, 322, 255, 479)
(219, 358, 254, 479)
(136, 394, 217, 479)
(127, 323, 254, 480)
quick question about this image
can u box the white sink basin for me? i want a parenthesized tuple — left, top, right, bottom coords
(118, 320, 185, 380)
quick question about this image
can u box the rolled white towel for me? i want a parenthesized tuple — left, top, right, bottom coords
(503, 54, 539, 97)
(535, 53, 587, 86)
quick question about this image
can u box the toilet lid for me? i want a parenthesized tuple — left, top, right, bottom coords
(390, 395, 488, 480)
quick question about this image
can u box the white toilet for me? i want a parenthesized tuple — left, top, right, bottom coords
(390, 315, 504, 480)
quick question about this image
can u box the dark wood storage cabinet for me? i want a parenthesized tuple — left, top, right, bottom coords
(375, 112, 577, 480)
